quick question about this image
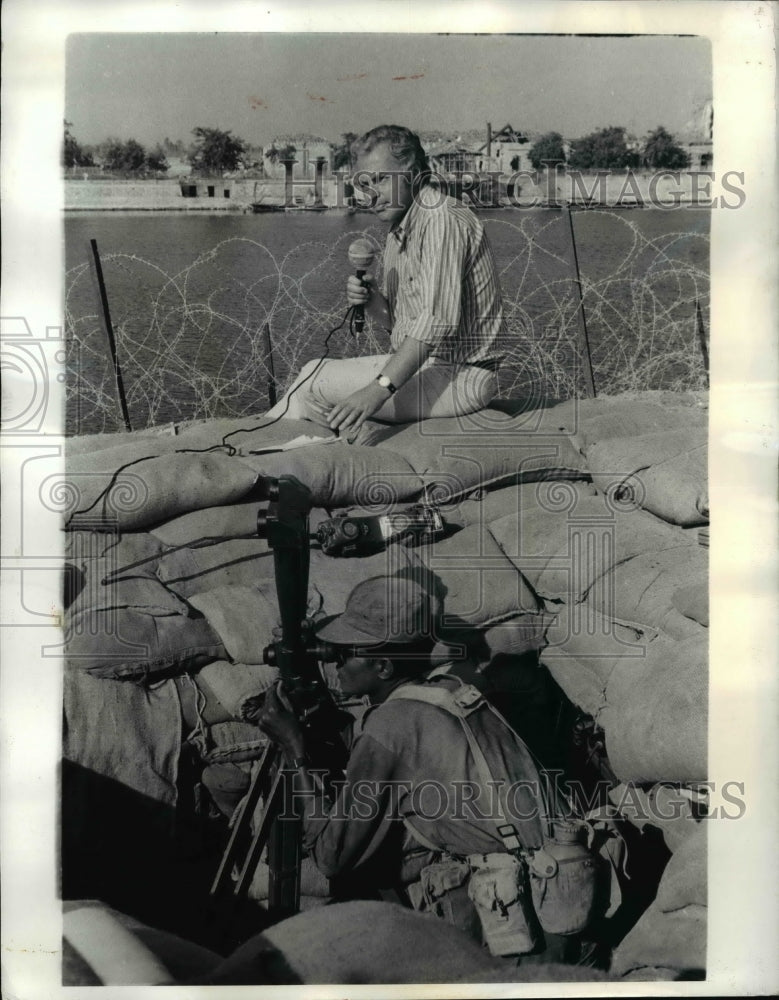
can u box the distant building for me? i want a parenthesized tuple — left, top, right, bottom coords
(683, 99, 713, 170)
(179, 178, 234, 199)
(429, 144, 480, 174)
(264, 135, 333, 178)
(474, 123, 533, 174)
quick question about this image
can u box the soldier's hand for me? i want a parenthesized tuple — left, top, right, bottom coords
(257, 684, 305, 758)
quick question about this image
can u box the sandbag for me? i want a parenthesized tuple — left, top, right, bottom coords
(193, 720, 269, 764)
(195, 659, 279, 721)
(641, 445, 708, 526)
(65, 529, 165, 569)
(63, 667, 182, 803)
(421, 525, 540, 625)
(63, 901, 221, 986)
(584, 427, 707, 527)
(155, 538, 274, 599)
(672, 581, 709, 627)
(541, 604, 660, 717)
(221, 900, 505, 984)
(68, 571, 189, 621)
(587, 546, 708, 638)
(358, 411, 587, 497)
(654, 824, 707, 913)
(439, 480, 598, 531)
(239, 442, 424, 507)
(64, 606, 225, 679)
(63, 905, 176, 984)
(64, 428, 179, 458)
(249, 856, 332, 902)
(187, 584, 281, 664)
(309, 546, 424, 616)
(64, 415, 331, 458)
(476, 615, 553, 661)
(571, 398, 707, 451)
(149, 503, 332, 548)
(65, 450, 260, 532)
(61, 672, 196, 936)
(149, 502, 268, 548)
(178, 415, 335, 453)
(488, 495, 692, 603)
(610, 903, 706, 979)
(65, 531, 177, 617)
(610, 828, 707, 979)
(584, 426, 706, 472)
(600, 634, 707, 783)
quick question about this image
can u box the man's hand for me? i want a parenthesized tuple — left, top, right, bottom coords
(257, 685, 305, 759)
(327, 381, 391, 433)
(345, 275, 393, 333)
(346, 273, 373, 309)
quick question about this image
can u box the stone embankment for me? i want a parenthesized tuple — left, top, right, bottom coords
(65, 171, 727, 212)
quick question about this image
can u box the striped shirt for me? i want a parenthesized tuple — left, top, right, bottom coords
(380, 184, 507, 365)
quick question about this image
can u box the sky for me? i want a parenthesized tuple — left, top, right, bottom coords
(65, 33, 712, 148)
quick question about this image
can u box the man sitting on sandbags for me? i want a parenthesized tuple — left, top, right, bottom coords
(258, 574, 601, 965)
(263, 125, 507, 433)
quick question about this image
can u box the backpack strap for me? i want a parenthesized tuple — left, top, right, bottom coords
(387, 678, 484, 717)
(387, 680, 530, 854)
(401, 816, 445, 855)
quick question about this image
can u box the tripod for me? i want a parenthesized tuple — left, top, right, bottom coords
(209, 740, 302, 917)
(208, 475, 348, 922)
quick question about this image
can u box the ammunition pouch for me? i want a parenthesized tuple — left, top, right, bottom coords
(408, 857, 481, 943)
(467, 852, 539, 956)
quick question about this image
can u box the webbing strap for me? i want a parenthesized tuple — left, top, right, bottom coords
(401, 816, 443, 855)
(388, 682, 523, 853)
(388, 681, 483, 717)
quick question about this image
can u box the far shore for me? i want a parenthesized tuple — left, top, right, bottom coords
(64, 173, 721, 213)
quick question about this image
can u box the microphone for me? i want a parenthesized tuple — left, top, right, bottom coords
(347, 239, 375, 334)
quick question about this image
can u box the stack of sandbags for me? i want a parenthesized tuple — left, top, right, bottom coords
(62, 395, 708, 745)
(62, 390, 709, 818)
(61, 399, 594, 682)
(565, 392, 708, 528)
(610, 825, 707, 980)
(542, 605, 707, 784)
(486, 494, 695, 604)
(64, 529, 227, 680)
(60, 390, 710, 980)
(64, 899, 613, 986)
(585, 545, 708, 640)
(583, 427, 707, 526)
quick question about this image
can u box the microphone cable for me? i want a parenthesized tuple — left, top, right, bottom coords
(66, 306, 358, 526)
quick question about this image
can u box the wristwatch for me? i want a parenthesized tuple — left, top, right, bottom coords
(376, 374, 397, 394)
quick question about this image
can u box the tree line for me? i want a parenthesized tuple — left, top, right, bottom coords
(64, 123, 323, 177)
(525, 126, 691, 171)
(63, 123, 257, 175)
(64, 122, 692, 176)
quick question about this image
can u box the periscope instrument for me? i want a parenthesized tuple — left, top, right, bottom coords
(209, 475, 349, 924)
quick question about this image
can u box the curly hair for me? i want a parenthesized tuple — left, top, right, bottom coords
(351, 125, 431, 183)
